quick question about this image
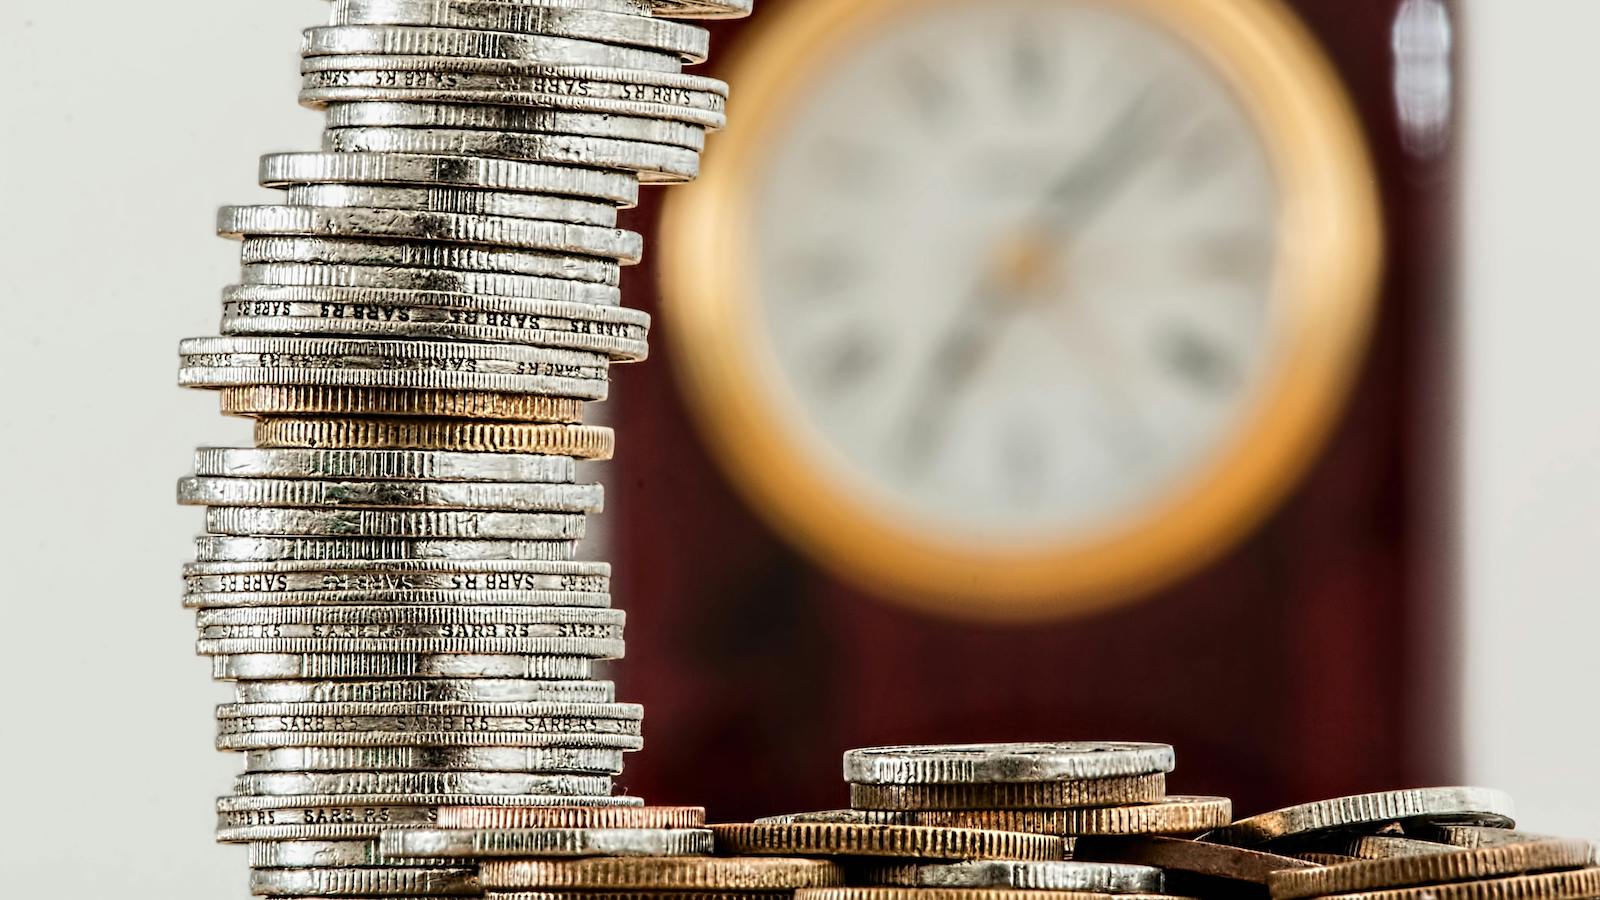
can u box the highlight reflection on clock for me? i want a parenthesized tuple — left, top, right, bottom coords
(662, 0, 1383, 621)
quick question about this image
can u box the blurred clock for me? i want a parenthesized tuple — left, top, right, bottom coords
(661, 0, 1383, 619)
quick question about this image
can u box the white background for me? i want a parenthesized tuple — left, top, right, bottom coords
(0, 0, 1594, 895)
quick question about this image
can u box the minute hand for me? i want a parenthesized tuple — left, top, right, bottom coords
(1038, 87, 1170, 230)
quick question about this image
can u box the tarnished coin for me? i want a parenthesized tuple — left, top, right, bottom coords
(709, 823, 1065, 861)
(851, 775, 1165, 811)
(259, 152, 639, 207)
(756, 810, 911, 826)
(1267, 839, 1597, 899)
(281, 182, 615, 226)
(843, 743, 1176, 786)
(194, 536, 577, 563)
(439, 805, 705, 829)
(860, 861, 1163, 894)
(910, 798, 1232, 837)
(381, 826, 714, 858)
(242, 745, 625, 774)
(650, 0, 752, 18)
(1206, 788, 1517, 846)
(794, 889, 1181, 900)
(250, 865, 479, 896)
(212, 652, 594, 681)
(219, 386, 589, 422)
(234, 771, 613, 797)
(1073, 835, 1316, 886)
(1269, 868, 1600, 900)
(233, 677, 613, 704)
(192, 447, 579, 482)
(253, 417, 615, 458)
(479, 857, 846, 890)
(1411, 826, 1573, 850)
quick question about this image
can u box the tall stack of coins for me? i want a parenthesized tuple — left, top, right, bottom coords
(176, 0, 753, 897)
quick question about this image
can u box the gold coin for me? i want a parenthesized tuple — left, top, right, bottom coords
(710, 823, 1065, 861)
(1268, 840, 1597, 900)
(479, 857, 845, 891)
(502, 894, 807, 900)
(1281, 867, 1600, 900)
(222, 386, 585, 422)
(850, 775, 1165, 811)
(254, 417, 614, 458)
(909, 797, 1232, 837)
(794, 888, 1185, 900)
(438, 806, 706, 829)
(1073, 835, 1315, 885)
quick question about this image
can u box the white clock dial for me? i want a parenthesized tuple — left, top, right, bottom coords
(749, 0, 1281, 541)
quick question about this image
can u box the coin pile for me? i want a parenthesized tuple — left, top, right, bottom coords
(724, 744, 1600, 900)
(175, 0, 752, 896)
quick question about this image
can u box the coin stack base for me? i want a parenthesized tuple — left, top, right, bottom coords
(176, 0, 754, 897)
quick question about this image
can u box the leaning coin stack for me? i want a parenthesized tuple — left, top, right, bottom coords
(1194, 787, 1600, 900)
(176, 0, 753, 897)
(843, 743, 1233, 847)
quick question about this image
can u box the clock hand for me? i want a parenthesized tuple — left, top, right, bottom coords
(895, 278, 1017, 473)
(1037, 84, 1172, 232)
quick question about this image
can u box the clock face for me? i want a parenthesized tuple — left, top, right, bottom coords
(662, 0, 1381, 618)
(751, 0, 1279, 540)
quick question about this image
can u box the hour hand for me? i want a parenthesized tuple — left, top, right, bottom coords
(1039, 85, 1171, 228)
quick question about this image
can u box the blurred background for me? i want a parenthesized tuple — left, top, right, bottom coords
(2, 0, 1597, 895)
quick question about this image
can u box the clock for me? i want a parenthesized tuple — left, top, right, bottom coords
(659, 0, 1383, 620)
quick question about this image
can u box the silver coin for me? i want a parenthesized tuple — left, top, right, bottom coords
(200, 507, 588, 540)
(321, 127, 699, 183)
(193, 536, 577, 563)
(301, 85, 726, 131)
(197, 603, 622, 631)
(650, 0, 752, 18)
(185, 589, 611, 610)
(220, 697, 640, 719)
(192, 447, 580, 483)
(238, 262, 622, 305)
(217, 793, 642, 842)
(237, 236, 622, 285)
(282, 183, 617, 226)
(198, 635, 622, 658)
(219, 723, 643, 746)
(241, 745, 625, 774)
(249, 839, 440, 869)
(320, 101, 706, 151)
(301, 25, 683, 74)
(234, 771, 613, 797)
(179, 477, 604, 512)
(842, 743, 1178, 786)
(258, 152, 638, 207)
(181, 365, 608, 399)
(381, 826, 714, 859)
(249, 865, 479, 897)
(211, 653, 595, 681)
(328, 0, 710, 62)
(754, 810, 911, 825)
(218, 205, 642, 261)
(860, 861, 1163, 894)
(234, 678, 615, 704)
(1205, 787, 1518, 846)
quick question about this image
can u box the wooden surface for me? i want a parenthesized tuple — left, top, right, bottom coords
(606, 0, 1459, 820)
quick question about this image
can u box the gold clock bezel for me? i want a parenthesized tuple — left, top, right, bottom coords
(659, 0, 1384, 622)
